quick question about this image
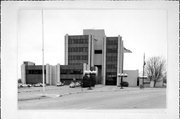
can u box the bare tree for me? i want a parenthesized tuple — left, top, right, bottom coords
(145, 56, 166, 87)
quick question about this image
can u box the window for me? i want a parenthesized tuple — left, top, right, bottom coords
(28, 70, 46, 74)
(85, 47, 88, 52)
(94, 50, 102, 54)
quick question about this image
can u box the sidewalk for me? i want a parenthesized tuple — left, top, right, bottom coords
(18, 85, 164, 101)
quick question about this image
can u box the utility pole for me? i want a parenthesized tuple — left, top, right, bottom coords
(142, 53, 145, 87)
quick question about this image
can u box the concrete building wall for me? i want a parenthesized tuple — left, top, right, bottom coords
(102, 36, 106, 85)
(51, 66, 57, 85)
(83, 29, 105, 50)
(23, 61, 35, 66)
(94, 54, 102, 65)
(56, 64, 60, 83)
(65, 34, 68, 65)
(88, 35, 91, 67)
(21, 64, 26, 84)
(118, 36, 124, 86)
(46, 64, 50, 85)
(124, 70, 139, 87)
(91, 35, 94, 67)
(25, 65, 46, 84)
(49, 65, 53, 85)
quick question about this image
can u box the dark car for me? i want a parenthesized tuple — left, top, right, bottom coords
(121, 81, 129, 87)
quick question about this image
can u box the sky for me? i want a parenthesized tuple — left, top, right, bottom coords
(18, 9, 167, 78)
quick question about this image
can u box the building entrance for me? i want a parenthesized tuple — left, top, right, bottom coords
(105, 75, 117, 85)
(94, 65, 102, 84)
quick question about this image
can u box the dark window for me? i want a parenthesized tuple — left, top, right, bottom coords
(28, 70, 46, 74)
(76, 56, 78, 60)
(94, 50, 102, 54)
(60, 69, 83, 74)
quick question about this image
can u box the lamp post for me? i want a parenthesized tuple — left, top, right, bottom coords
(118, 73, 127, 89)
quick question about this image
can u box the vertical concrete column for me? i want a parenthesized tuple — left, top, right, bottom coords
(59, 64, 61, 82)
(83, 63, 87, 76)
(56, 64, 60, 83)
(88, 35, 91, 69)
(95, 66, 98, 76)
(65, 34, 69, 65)
(21, 64, 26, 84)
(46, 64, 50, 85)
(91, 35, 94, 67)
(52, 66, 56, 85)
(95, 66, 98, 84)
(102, 36, 106, 85)
(121, 40, 124, 73)
(49, 65, 52, 85)
(117, 35, 123, 86)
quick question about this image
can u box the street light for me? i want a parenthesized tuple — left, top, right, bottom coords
(118, 73, 127, 89)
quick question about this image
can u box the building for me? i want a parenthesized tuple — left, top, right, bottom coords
(65, 29, 132, 86)
(21, 29, 139, 86)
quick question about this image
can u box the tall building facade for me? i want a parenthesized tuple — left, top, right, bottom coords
(65, 29, 124, 86)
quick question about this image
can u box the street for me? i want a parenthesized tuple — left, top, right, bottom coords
(18, 86, 166, 109)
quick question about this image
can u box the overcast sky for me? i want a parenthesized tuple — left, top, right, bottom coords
(18, 9, 167, 78)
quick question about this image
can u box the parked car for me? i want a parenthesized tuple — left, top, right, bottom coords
(34, 83, 45, 87)
(18, 83, 32, 88)
(18, 83, 23, 88)
(69, 82, 76, 88)
(121, 81, 129, 87)
(56, 82, 64, 87)
(75, 82, 81, 87)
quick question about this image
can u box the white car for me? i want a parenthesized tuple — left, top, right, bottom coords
(34, 83, 45, 87)
(18, 83, 32, 88)
(57, 82, 64, 87)
(75, 82, 81, 87)
(69, 82, 75, 88)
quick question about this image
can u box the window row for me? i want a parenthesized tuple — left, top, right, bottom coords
(106, 39, 118, 45)
(106, 48, 117, 53)
(106, 45, 118, 49)
(27, 70, 46, 74)
(106, 56, 117, 61)
(68, 63, 82, 66)
(60, 69, 83, 74)
(68, 55, 88, 60)
(106, 64, 117, 69)
(68, 47, 88, 52)
(68, 37, 88, 44)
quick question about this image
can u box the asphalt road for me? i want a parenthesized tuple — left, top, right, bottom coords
(18, 88, 166, 109)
